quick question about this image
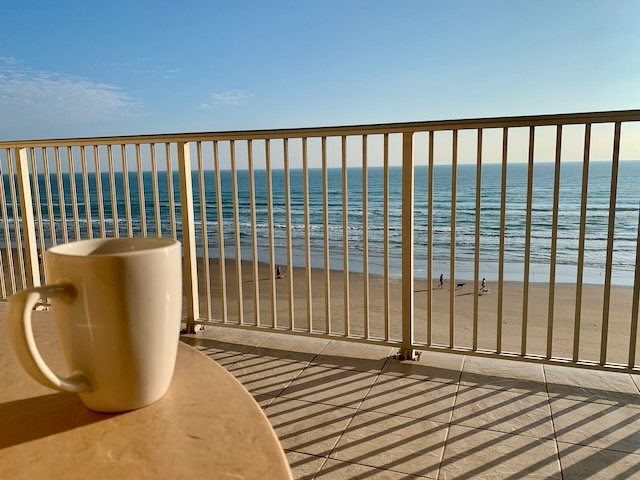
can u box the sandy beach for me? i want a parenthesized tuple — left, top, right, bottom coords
(1, 245, 635, 366)
(192, 256, 639, 367)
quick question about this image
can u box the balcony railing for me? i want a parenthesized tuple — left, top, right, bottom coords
(1, 110, 639, 372)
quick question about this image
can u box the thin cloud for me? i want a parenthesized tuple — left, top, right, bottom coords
(200, 89, 250, 108)
(102, 59, 182, 79)
(0, 60, 139, 125)
(0, 56, 18, 66)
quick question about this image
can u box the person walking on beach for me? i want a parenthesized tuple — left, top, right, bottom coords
(439, 274, 444, 289)
(479, 277, 490, 295)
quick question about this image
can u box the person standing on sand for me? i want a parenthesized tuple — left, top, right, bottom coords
(439, 274, 444, 289)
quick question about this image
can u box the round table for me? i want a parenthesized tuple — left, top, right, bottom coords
(0, 307, 292, 479)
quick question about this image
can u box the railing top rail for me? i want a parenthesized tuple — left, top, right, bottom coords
(2, 109, 640, 148)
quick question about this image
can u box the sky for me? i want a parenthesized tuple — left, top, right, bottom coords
(1, 0, 639, 154)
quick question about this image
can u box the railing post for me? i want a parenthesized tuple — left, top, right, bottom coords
(400, 132, 417, 360)
(15, 147, 41, 288)
(177, 142, 200, 333)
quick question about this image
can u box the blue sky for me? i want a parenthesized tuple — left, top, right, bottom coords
(1, 0, 639, 142)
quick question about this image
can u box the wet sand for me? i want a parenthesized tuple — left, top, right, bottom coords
(192, 257, 639, 367)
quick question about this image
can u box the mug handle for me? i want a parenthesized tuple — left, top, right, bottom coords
(6, 283, 92, 393)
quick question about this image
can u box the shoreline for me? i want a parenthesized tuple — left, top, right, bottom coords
(194, 256, 638, 366)
(199, 244, 638, 287)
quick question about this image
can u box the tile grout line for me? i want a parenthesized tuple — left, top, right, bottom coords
(277, 345, 331, 479)
(283, 449, 328, 479)
(542, 364, 565, 480)
(435, 353, 466, 480)
(312, 353, 391, 478)
(630, 372, 640, 395)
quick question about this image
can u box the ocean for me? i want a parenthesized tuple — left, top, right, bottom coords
(5, 160, 640, 285)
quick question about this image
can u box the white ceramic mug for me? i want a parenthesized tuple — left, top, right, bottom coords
(6, 237, 182, 412)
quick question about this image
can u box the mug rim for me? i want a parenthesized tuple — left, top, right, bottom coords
(47, 237, 180, 258)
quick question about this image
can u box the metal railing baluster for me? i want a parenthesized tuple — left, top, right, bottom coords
(342, 135, 350, 336)
(177, 141, 200, 331)
(283, 138, 295, 330)
(248, 140, 260, 326)
(629, 206, 640, 369)
(449, 130, 458, 349)
(473, 129, 483, 351)
(15, 147, 40, 288)
(0, 150, 16, 294)
(7, 149, 27, 289)
(302, 138, 313, 332)
(522, 127, 535, 356)
(363, 135, 370, 339)
(400, 131, 415, 359)
(67, 146, 81, 240)
(150, 144, 161, 237)
(80, 146, 93, 239)
(213, 141, 228, 324)
(196, 141, 212, 321)
(573, 124, 591, 362)
(383, 134, 390, 341)
(93, 146, 106, 239)
(121, 145, 133, 237)
(106, 145, 118, 238)
(322, 137, 331, 334)
(54, 146, 69, 243)
(547, 126, 562, 359)
(230, 140, 244, 326)
(601, 122, 621, 365)
(265, 139, 277, 328)
(497, 128, 508, 354)
(135, 144, 147, 237)
(427, 132, 434, 346)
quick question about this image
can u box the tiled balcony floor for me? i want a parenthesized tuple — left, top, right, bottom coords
(181, 328, 640, 479)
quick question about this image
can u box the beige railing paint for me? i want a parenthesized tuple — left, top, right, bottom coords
(16, 148, 40, 288)
(383, 134, 390, 341)
(135, 144, 147, 237)
(497, 128, 509, 354)
(213, 141, 229, 324)
(265, 139, 277, 328)
(1, 110, 639, 372)
(229, 140, 244, 326)
(302, 138, 312, 332)
(248, 140, 261, 327)
(283, 139, 295, 330)
(573, 124, 591, 362)
(177, 142, 200, 331)
(196, 142, 212, 321)
(106, 145, 118, 239)
(341, 135, 350, 337)
(93, 145, 106, 239)
(473, 129, 482, 351)
(7, 150, 26, 290)
(427, 132, 434, 346)
(601, 122, 622, 365)
(449, 130, 458, 349)
(400, 132, 415, 359)
(67, 147, 81, 240)
(0, 150, 16, 294)
(322, 137, 331, 334)
(522, 127, 535, 356)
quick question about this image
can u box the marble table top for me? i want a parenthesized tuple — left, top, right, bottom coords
(0, 307, 292, 479)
